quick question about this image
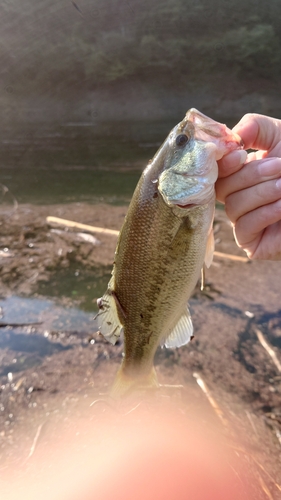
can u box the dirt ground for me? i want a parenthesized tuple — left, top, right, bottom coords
(0, 202, 281, 499)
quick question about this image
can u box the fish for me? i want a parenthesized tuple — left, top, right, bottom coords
(96, 109, 242, 396)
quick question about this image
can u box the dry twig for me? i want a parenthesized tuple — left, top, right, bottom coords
(46, 216, 119, 236)
(46, 217, 250, 264)
(254, 328, 281, 373)
(213, 250, 248, 262)
(25, 422, 44, 461)
(193, 372, 228, 427)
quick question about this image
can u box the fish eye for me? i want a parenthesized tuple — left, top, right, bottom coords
(176, 134, 189, 147)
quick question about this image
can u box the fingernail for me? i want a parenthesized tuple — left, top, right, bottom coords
(220, 149, 247, 171)
(236, 150, 248, 165)
(275, 178, 281, 190)
(258, 158, 281, 176)
(228, 149, 247, 166)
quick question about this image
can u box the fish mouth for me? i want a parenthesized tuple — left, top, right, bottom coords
(176, 203, 198, 209)
(185, 108, 243, 157)
(173, 185, 215, 209)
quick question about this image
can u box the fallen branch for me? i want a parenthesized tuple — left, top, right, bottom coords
(254, 328, 281, 373)
(213, 250, 248, 263)
(46, 216, 119, 236)
(46, 217, 249, 264)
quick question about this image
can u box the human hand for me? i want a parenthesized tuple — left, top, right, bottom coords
(216, 113, 281, 260)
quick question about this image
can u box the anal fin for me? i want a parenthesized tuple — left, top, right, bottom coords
(164, 306, 193, 348)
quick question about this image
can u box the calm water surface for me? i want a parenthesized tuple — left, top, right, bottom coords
(0, 120, 173, 353)
(0, 120, 176, 205)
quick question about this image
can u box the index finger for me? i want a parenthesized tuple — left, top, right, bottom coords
(233, 113, 281, 151)
(217, 149, 247, 179)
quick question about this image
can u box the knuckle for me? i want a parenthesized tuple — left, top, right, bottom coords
(272, 198, 281, 215)
(239, 163, 254, 184)
(255, 183, 267, 199)
(215, 179, 226, 202)
(234, 221, 258, 255)
(255, 180, 278, 200)
(224, 196, 237, 222)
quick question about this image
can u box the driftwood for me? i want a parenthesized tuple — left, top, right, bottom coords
(213, 250, 248, 263)
(46, 216, 119, 236)
(46, 216, 248, 262)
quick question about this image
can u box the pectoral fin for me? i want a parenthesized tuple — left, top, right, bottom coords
(95, 280, 124, 345)
(204, 228, 214, 268)
(164, 307, 193, 348)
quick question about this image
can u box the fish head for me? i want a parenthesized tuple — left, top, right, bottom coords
(158, 109, 243, 209)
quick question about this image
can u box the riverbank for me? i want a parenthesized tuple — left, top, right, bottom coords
(0, 202, 281, 496)
(2, 79, 281, 133)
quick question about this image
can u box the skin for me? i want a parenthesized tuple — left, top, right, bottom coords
(216, 113, 281, 260)
(1, 409, 254, 500)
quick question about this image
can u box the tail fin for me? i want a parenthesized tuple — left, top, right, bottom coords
(110, 365, 159, 399)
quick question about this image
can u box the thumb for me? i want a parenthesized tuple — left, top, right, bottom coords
(233, 113, 281, 153)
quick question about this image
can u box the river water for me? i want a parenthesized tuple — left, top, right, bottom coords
(0, 120, 175, 205)
(0, 120, 174, 351)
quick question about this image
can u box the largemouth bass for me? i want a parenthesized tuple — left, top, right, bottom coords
(96, 109, 242, 396)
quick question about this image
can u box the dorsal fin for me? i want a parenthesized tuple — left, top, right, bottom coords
(95, 279, 124, 345)
(164, 306, 193, 348)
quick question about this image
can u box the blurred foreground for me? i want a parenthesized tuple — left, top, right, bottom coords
(0, 395, 276, 500)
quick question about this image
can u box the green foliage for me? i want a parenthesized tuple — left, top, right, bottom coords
(214, 25, 281, 77)
(84, 33, 139, 83)
(1, 0, 281, 93)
